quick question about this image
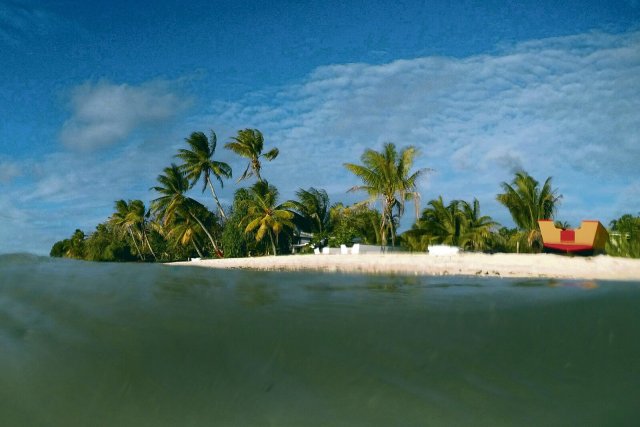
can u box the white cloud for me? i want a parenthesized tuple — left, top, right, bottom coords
(2, 30, 639, 254)
(59, 80, 191, 150)
(196, 30, 640, 227)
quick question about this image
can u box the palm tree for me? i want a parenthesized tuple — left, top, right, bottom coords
(150, 163, 223, 257)
(554, 220, 571, 229)
(496, 170, 561, 251)
(224, 128, 279, 182)
(109, 199, 147, 261)
(240, 181, 295, 255)
(176, 130, 232, 219)
(285, 187, 330, 234)
(420, 196, 463, 246)
(459, 198, 498, 251)
(165, 211, 206, 259)
(67, 229, 86, 259)
(404, 197, 497, 252)
(344, 142, 427, 246)
(609, 214, 640, 238)
(127, 200, 157, 261)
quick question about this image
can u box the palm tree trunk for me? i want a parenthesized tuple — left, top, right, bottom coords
(142, 228, 157, 261)
(390, 219, 396, 247)
(253, 159, 263, 182)
(380, 205, 391, 248)
(191, 240, 204, 258)
(189, 212, 223, 258)
(207, 178, 227, 219)
(386, 197, 396, 247)
(127, 227, 145, 261)
(269, 232, 277, 256)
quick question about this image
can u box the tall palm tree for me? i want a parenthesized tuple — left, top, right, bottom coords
(126, 200, 157, 261)
(496, 170, 561, 251)
(344, 142, 427, 246)
(240, 181, 295, 255)
(109, 199, 147, 261)
(176, 130, 232, 219)
(285, 187, 330, 234)
(225, 128, 279, 182)
(150, 163, 223, 257)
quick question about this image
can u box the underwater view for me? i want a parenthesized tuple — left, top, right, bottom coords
(1, 254, 639, 426)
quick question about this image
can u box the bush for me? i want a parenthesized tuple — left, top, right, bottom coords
(221, 217, 248, 258)
(606, 236, 640, 258)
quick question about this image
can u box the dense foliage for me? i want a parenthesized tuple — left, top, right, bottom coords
(606, 213, 640, 258)
(344, 142, 426, 247)
(496, 170, 561, 252)
(402, 197, 498, 252)
(50, 129, 636, 261)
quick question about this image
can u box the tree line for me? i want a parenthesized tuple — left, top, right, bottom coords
(50, 129, 640, 260)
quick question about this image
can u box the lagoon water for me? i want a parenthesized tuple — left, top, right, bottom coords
(1, 254, 639, 426)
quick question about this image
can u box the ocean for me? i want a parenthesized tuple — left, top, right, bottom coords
(1, 254, 639, 426)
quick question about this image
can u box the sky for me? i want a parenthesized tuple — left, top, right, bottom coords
(1, 0, 639, 255)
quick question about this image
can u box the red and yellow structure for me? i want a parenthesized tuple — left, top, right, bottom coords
(538, 220, 609, 255)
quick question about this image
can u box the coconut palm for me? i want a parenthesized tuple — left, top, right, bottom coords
(165, 211, 206, 259)
(240, 181, 295, 255)
(609, 214, 640, 237)
(285, 187, 331, 234)
(403, 197, 496, 252)
(607, 213, 640, 258)
(459, 198, 498, 251)
(109, 199, 147, 261)
(496, 170, 561, 251)
(150, 163, 223, 257)
(176, 130, 232, 219)
(126, 200, 157, 261)
(344, 142, 427, 246)
(554, 220, 571, 229)
(420, 196, 463, 246)
(67, 229, 86, 259)
(224, 128, 279, 182)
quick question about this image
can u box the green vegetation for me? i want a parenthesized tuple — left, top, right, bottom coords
(286, 187, 331, 235)
(109, 199, 155, 261)
(225, 128, 279, 182)
(401, 197, 497, 252)
(151, 163, 223, 257)
(496, 170, 561, 252)
(328, 203, 382, 247)
(606, 213, 640, 258)
(344, 142, 426, 247)
(50, 130, 638, 261)
(239, 181, 295, 256)
(176, 131, 232, 219)
(220, 190, 251, 258)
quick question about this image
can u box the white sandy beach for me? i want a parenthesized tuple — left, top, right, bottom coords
(169, 253, 640, 281)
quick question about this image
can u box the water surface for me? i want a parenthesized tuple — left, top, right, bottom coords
(1, 254, 639, 426)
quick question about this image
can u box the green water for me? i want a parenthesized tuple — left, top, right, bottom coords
(1, 254, 639, 426)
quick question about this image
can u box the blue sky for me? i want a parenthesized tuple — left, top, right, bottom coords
(1, 0, 639, 254)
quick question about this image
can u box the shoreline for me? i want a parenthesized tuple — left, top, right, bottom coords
(168, 253, 640, 281)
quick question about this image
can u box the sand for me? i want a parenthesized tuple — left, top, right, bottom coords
(169, 252, 640, 281)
